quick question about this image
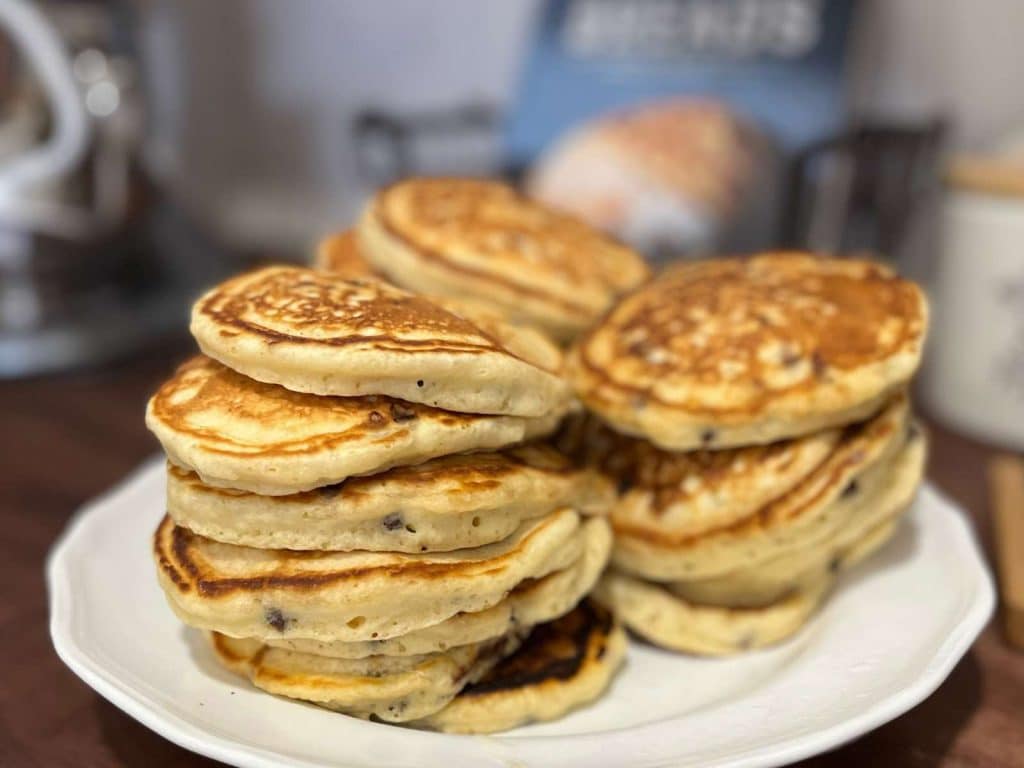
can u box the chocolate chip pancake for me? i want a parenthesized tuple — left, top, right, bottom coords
(568, 253, 928, 449)
(270, 516, 611, 659)
(596, 568, 830, 656)
(668, 427, 926, 607)
(610, 395, 910, 582)
(209, 629, 523, 723)
(411, 600, 626, 733)
(555, 411, 841, 539)
(153, 507, 583, 643)
(191, 265, 571, 417)
(356, 177, 650, 341)
(167, 444, 613, 552)
(146, 357, 565, 495)
(597, 458, 918, 658)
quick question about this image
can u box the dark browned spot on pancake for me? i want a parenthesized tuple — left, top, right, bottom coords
(389, 402, 417, 422)
(812, 350, 827, 378)
(458, 600, 611, 697)
(700, 429, 716, 446)
(367, 410, 386, 426)
(829, 555, 842, 573)
(781, 349, 802, 367)
(381, 513, 404, 531)
(404, 524, 417, 534)
(416, 379, 424, 388)
(737, 631, 756, 650)
(265, 607, 290, 632)
(317, 482, 343, 498)
(841, 479, 859, 499)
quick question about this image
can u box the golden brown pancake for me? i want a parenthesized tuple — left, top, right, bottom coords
(153, 507, 584, 643)
(145, 357, 564, 495)
(596, 568, 830, 656)
(209, 629, 523, 723)
(190, 265, 572, 417)
(411, 600, 627, 733)
(667, 427, 926, 607)
(357, 177, 650, 340)
(314, 230, 378, 277)
(568, 253, 928, 449)
(609, 394, 909, 581)
(166, 444, 613, 552)
(267, 517, 612, 659)
(554, 410, 840, 539)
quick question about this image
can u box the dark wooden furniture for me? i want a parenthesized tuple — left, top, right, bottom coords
(2, 343, 1021, 767)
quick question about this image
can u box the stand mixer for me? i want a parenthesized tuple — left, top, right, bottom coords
(0, 0, 228, 377)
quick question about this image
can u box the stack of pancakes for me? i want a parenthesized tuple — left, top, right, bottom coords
(316, 177, 651, 342)
(146, 265, 626, 731)
(566, 253, 930, 655)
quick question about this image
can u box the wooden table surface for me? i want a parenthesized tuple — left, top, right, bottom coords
(3, 342, 1022, 768)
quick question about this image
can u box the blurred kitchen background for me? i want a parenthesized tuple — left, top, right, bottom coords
(3, 0, 1024, 449)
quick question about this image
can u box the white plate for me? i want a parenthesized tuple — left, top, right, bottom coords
(49, 458, 994, 768)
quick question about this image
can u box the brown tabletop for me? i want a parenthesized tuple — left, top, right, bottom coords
(3, 342, 1022, 768)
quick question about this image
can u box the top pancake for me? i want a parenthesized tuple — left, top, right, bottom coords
(356, 177, 650, 341)
(191, 265, 571, 417)
(568, 253, 927, 449)
(146, 357, 565, 495)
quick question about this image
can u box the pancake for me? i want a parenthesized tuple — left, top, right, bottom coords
(209, 630, 522, 723)
(167, 444, 613, 552)
(568, 253, 928, 449)
(596, 568, 830, 656)
(191, 265, 571, 417)
(314, 230, 377, 277)
(411, 600, 626, 733)
(357, 177, 650, 341)
(146, 357, 565, 495)
(153, 507, 583, 643)
(556, 411, 841, 539)
(668, 427, 926, 607)
(597, 482, 914, 656)
(610, 395, 909, 582)
(270, 516, 612, 658)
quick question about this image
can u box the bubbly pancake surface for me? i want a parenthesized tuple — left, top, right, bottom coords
(358, 177, 649, 339)
(154, 507, 583, 643)
(146, 357, 563, 495)
(167, 444, 613, 552)
(412, 600, 627, 733)
(569, 253, 927, 448)
(191, 265, 571, 417)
